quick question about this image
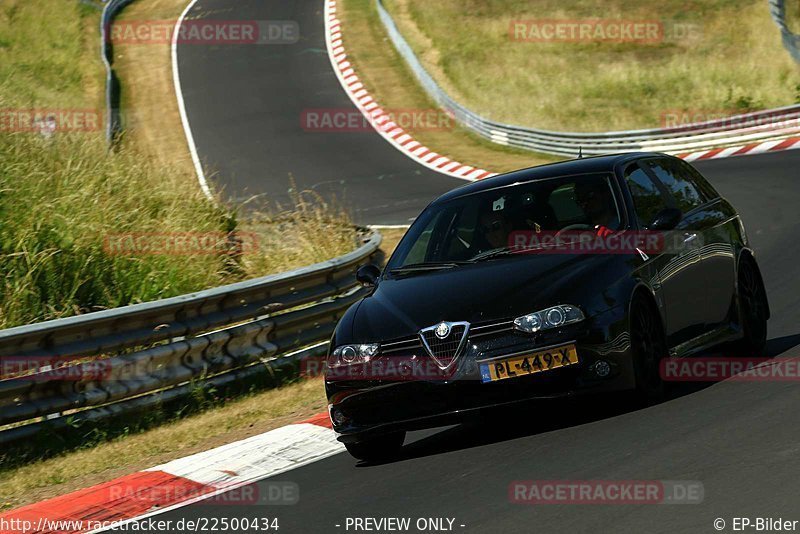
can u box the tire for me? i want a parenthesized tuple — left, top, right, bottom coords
(737, 257, 768, 356)
(630, 293, 668, 405)
(344, 431, 405, 462)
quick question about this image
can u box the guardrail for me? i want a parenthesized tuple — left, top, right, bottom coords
(376, 0, 800, 157)
(769, 0, 800, 64)
(0, 232, 382, 445)
(101, 0, 135, 145)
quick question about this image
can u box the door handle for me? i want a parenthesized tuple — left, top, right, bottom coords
(683, 232, 697, 243)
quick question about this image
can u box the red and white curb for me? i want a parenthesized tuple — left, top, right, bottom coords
(324, 0, 497, 181)
(0, 413, 339, 534)
(677, 136, 800, 162)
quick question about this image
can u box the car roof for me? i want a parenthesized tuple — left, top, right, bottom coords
(433, 151, 667, 204)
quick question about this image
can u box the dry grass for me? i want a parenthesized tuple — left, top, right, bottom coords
(112, 0, 195, 172)
(339, 0, 559, 173)
(373, 227, 408, 255)
(787, 1, 800, 32)
(382, 0, 800, 132)
(0, 377, 328, 511)
(110, 0, 361, 274)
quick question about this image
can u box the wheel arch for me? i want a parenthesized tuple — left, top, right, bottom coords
(737, 248, 771, 320)
(627, 282, 666, 337)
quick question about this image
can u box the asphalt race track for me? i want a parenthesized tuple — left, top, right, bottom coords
(165, 1, 800, 532)
(176, 0, 466, 225)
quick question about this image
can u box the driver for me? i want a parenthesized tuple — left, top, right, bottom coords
(574, 180, 620, 237)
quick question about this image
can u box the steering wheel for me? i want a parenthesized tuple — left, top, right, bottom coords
(555, 223, 592, 237)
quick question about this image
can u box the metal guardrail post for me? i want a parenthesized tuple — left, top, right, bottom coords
(769, 0, 800, 64)
(101, 0, 136, 145)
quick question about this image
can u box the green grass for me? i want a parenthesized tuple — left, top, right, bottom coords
(0, 134, 226, 327)
(383, 0, 800, 131)
(0, 1, 101, 108)
(0, 0, 357, 329)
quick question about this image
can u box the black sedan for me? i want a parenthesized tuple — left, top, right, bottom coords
(325, 153, 769, 461)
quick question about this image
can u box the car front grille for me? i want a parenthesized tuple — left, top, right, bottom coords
(380, 320, 514, 357)
(420, 324, 468, 369)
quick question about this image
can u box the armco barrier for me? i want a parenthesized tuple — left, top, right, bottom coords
(101, 0, 136, 144)
(769, 0, 800, 64)
(376, 0, 800, 157)
(0, 232, 381, 445)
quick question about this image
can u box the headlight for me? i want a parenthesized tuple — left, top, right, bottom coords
(513, 305, 584, 333)
(327, 343, 379, 368)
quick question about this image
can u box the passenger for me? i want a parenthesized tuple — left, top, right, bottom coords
(478, 209, 513, 250)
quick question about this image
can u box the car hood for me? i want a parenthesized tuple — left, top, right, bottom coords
(352, 254, 618, 341)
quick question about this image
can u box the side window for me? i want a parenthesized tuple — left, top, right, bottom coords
(402, 209, 449, 264)
(677, 160, 720, 201)
(445, 201, 480, 258)
(624, 164, 669, 228)
(645, 159, 705, 213)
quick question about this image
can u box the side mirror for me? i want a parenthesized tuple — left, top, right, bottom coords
(648, 208, 682, 231)
(356, 264, 381, 287)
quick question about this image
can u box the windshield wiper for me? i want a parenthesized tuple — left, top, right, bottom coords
(468, 247, 521, 262)
(389, 261, 468, 274)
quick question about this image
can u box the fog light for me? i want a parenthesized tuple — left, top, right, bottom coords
(331, 408, 348, 426)
(594, 360, 611, 378)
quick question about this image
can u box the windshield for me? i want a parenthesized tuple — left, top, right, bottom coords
(388, 173, 622, 270)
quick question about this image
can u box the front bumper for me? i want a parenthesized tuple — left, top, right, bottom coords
(326, 306, 634, 442)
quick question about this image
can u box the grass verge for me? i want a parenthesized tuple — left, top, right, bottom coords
(0, 376, 328, 511)
(381, 0, 800, 132)
(0, 0, 358, 329)
(112, 0, 195, 172)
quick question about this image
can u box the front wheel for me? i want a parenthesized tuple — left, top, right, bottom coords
(344, 431, 405, 462)
(737, 258, 768, 355)
(630, 294, 668, 405)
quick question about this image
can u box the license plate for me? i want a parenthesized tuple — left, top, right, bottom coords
(479, 344, 579, 383)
